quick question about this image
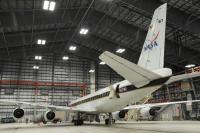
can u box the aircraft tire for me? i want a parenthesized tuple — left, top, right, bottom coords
(74, 120, 83, 126)
(105, 119, 109, 125)
(42, 120, 47, 124)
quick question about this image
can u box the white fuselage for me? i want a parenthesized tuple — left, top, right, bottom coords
(69, 79, 163, 113)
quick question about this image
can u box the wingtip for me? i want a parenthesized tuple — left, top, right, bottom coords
(99, 51, 111, 59)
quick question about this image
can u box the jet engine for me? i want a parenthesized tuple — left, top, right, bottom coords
(35, 111, 55, 124)
(44, 111, 56, 121)
(13, 108, 25, 119)
(140, 107, 157, 118)
(112, 109, 128, 121)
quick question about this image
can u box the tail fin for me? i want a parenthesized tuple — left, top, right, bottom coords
(138, 3, 167, 71)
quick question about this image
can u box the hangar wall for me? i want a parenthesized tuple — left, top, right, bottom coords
(150, 77, 200, 121)
(0, 55, 123, 122)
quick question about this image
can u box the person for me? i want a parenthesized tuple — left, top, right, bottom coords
(26, 118, 28, 124)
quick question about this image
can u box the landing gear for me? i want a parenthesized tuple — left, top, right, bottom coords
(105, 113, 113, 125)
(74, 119, 83, 126)
(105, 119, 109, 125)
(73, 112, 84, 126)
(42, 120, 47, 124)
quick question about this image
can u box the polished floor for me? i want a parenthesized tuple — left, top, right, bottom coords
(0, 121, 200, 133)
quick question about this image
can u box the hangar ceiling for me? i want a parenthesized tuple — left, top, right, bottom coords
(0, 0, 200, 73)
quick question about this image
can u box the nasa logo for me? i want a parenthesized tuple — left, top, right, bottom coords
(144, 31, 160, 51)
(144, 41, 158, 51)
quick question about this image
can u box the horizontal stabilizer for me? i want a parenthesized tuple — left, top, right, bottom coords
(123, 100, 200, 109)
(99, 51, 161, 87)
(165, 72, 200, 85)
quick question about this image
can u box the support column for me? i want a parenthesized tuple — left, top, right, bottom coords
(166, 85, 172, 101)
(90, 62, 96, 94)
(189, 78, 197, 98)
(33, 69, 38, 122)
(51, 55, 55, 104)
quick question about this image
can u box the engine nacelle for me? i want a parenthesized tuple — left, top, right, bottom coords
(13, 108, 25, 119)
(35, 111, 55, 123)
(44, 111, 55, 121)
(140, 107, 156, 118)
(112, 110, 128, 121)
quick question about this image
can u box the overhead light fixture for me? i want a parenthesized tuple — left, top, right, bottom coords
(185, 64, 195, 68)
(62, 56, 69, 60)
(49, 1, 55, 11)
(43, 0, 55, 11)
(79, 28, 89, 35)
(43, 0, 49, 10)
(33, 66, 39, 70)
(116, 48, 125, 53)
(89, 69, 95, 73)
(35, 55, 42, 60)
(69, 46, 77, 51)
(37, 39, 42, 44)
(37, 39, 46, 45)
(100, 61, 106, 65)
(41, 40, 46, 45)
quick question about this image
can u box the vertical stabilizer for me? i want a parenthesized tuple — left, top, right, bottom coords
(138, 3, 167, 71)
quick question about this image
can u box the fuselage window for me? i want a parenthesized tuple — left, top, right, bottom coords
(127, 85, 136, 91)
(72, 91, 112, 106)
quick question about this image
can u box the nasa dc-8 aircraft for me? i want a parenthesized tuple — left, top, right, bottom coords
(1, 3, 200, 125)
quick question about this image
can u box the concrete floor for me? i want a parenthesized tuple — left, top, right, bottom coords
(0, 121, 200, 133)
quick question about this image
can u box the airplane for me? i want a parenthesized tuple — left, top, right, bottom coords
(112, 100, 199, 121)
(1, 3, 200, 126)
(33, 111, 65, 124)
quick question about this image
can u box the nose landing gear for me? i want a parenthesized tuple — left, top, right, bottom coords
(105, 113, 114, 125)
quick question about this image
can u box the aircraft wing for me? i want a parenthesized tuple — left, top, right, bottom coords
(0, 99, 96, 112)
(123, 100, 200, 109)
(99, 51, 161, 87)
(165, 72, 200, 85)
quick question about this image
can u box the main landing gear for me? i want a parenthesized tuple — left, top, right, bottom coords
(73, 119, 84, 126)
(105, 112, 115, 125)
(73, 112, 84, 126)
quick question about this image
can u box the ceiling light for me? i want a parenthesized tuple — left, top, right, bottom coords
(100, 61, 106, 65)
(89, 69, 95, 73)
(185, 64, 195, 68)
(116, 48, 125, 53)
(43, 0, 49, 10)
(35, 55, 42, 60)
(69, 46, 77, 51)
(79, 28, 88, 35)
(33, 66, 39, 70)
(49, 1, 56, 11)
(37, 39, 46, 45)
(37, 39, 42, 44)
(43, 1, 55, 11)
(62, 56, 69, 60)
(41, 40, 46, 45)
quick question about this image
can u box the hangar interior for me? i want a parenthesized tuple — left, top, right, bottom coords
(0, 0, 200, 124)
